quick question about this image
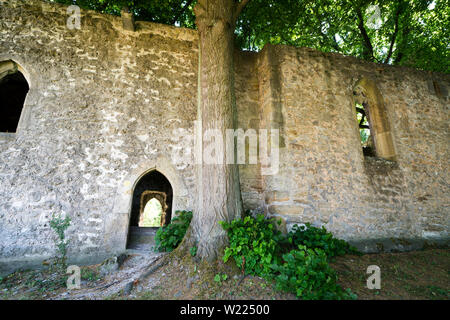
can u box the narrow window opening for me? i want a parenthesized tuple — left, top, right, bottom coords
(0, 69, 29, 133)
(355, 102, 375, 157)
(353, 78, 396, 161)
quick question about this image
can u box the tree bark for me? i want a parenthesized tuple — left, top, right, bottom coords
(182, 0, 246, 262)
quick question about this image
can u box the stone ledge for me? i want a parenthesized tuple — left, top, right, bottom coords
(268, 205, 304, 216)
(0, 132, 16, 142)
(348, 237, 450, 254)
(1, 0, 199, 43)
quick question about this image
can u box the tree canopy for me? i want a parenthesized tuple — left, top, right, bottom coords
(53, 0, 448, 73)
(237, 0, 449, 74)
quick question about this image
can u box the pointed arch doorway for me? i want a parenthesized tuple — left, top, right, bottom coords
(126, 170, 173, 250)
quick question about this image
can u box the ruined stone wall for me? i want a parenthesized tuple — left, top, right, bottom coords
(0, 0, 448, 275)
(260, 44, 449, 249)
(0, 0, 202, 273)
(234, 51, 265, 212)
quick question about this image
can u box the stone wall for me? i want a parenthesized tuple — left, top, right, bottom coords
(0, 0, 202, 273)
(259, 44, 449, 249)
(0, 0, 448, 274)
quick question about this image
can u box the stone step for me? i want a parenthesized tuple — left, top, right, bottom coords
(127, 226, 158, 251)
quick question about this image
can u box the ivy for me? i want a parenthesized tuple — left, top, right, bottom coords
(220, 215, 359, 300)
(154, 210, 192, 252)
(49, 213, 71, 264)
(287, 223, 360, 259)
(220, 214, 284, 277)
(271, 245, 356, 300)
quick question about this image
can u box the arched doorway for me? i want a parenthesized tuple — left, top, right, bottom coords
(0, 60, 29, 133)
(126, 170, 173, 250)
(139, 191, 169, 227)
(140, 197, 164, 227)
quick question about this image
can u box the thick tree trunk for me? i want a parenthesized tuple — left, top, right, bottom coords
(183, 0, 245, 261)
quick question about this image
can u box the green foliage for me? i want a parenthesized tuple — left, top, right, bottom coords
(190, 245, 198, 257)
(26, 274, 68, 292)
(237, 0, 448, 73)
(214, 273, 228, 285)
(356, 103, 371, 145)
(360, 129, 370, 144)
(49, 213, 71, 264)
(220, 214, 359, 299)
(81, 267, 101, 282)
(220, 214, 284, 276)
(287, 223, 360, 259)
(51, 0, 197, 28)
(141, 198, 163, 227)
(154, 210, 193, 252)
(271, 245, 356, 299)
(52, 0, 448, 73)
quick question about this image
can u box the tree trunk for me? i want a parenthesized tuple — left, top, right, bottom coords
(183, 0, 245, 261)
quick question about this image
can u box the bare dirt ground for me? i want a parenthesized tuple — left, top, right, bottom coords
(331, 248, 449, 300)
(0, 248, 448, 300)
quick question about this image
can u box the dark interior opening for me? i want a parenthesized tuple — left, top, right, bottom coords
(126, 170, 173, 250)
(0, 71, 29, 133)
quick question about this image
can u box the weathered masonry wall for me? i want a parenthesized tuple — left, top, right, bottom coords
(259, 45, 449, 249)
(0, 0, 202, 273)
(0, 0, 449, 274)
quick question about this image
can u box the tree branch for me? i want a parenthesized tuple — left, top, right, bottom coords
(356, 106, 366, 115)
(332, 34, 342, 52)
(384, 1, 403, 64)
(98, 1, 111, 13)
(171, 0, 194, 25)
(356, 107, 368, 128)
(234, 0, 251, 21)
(359, 114, 366, 126)
(393, 21, 410, 64)
(356, 6, 375, 61)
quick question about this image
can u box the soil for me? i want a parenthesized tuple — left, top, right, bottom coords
(331, 248, 449, 300)
(0, 248, 448, 300)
